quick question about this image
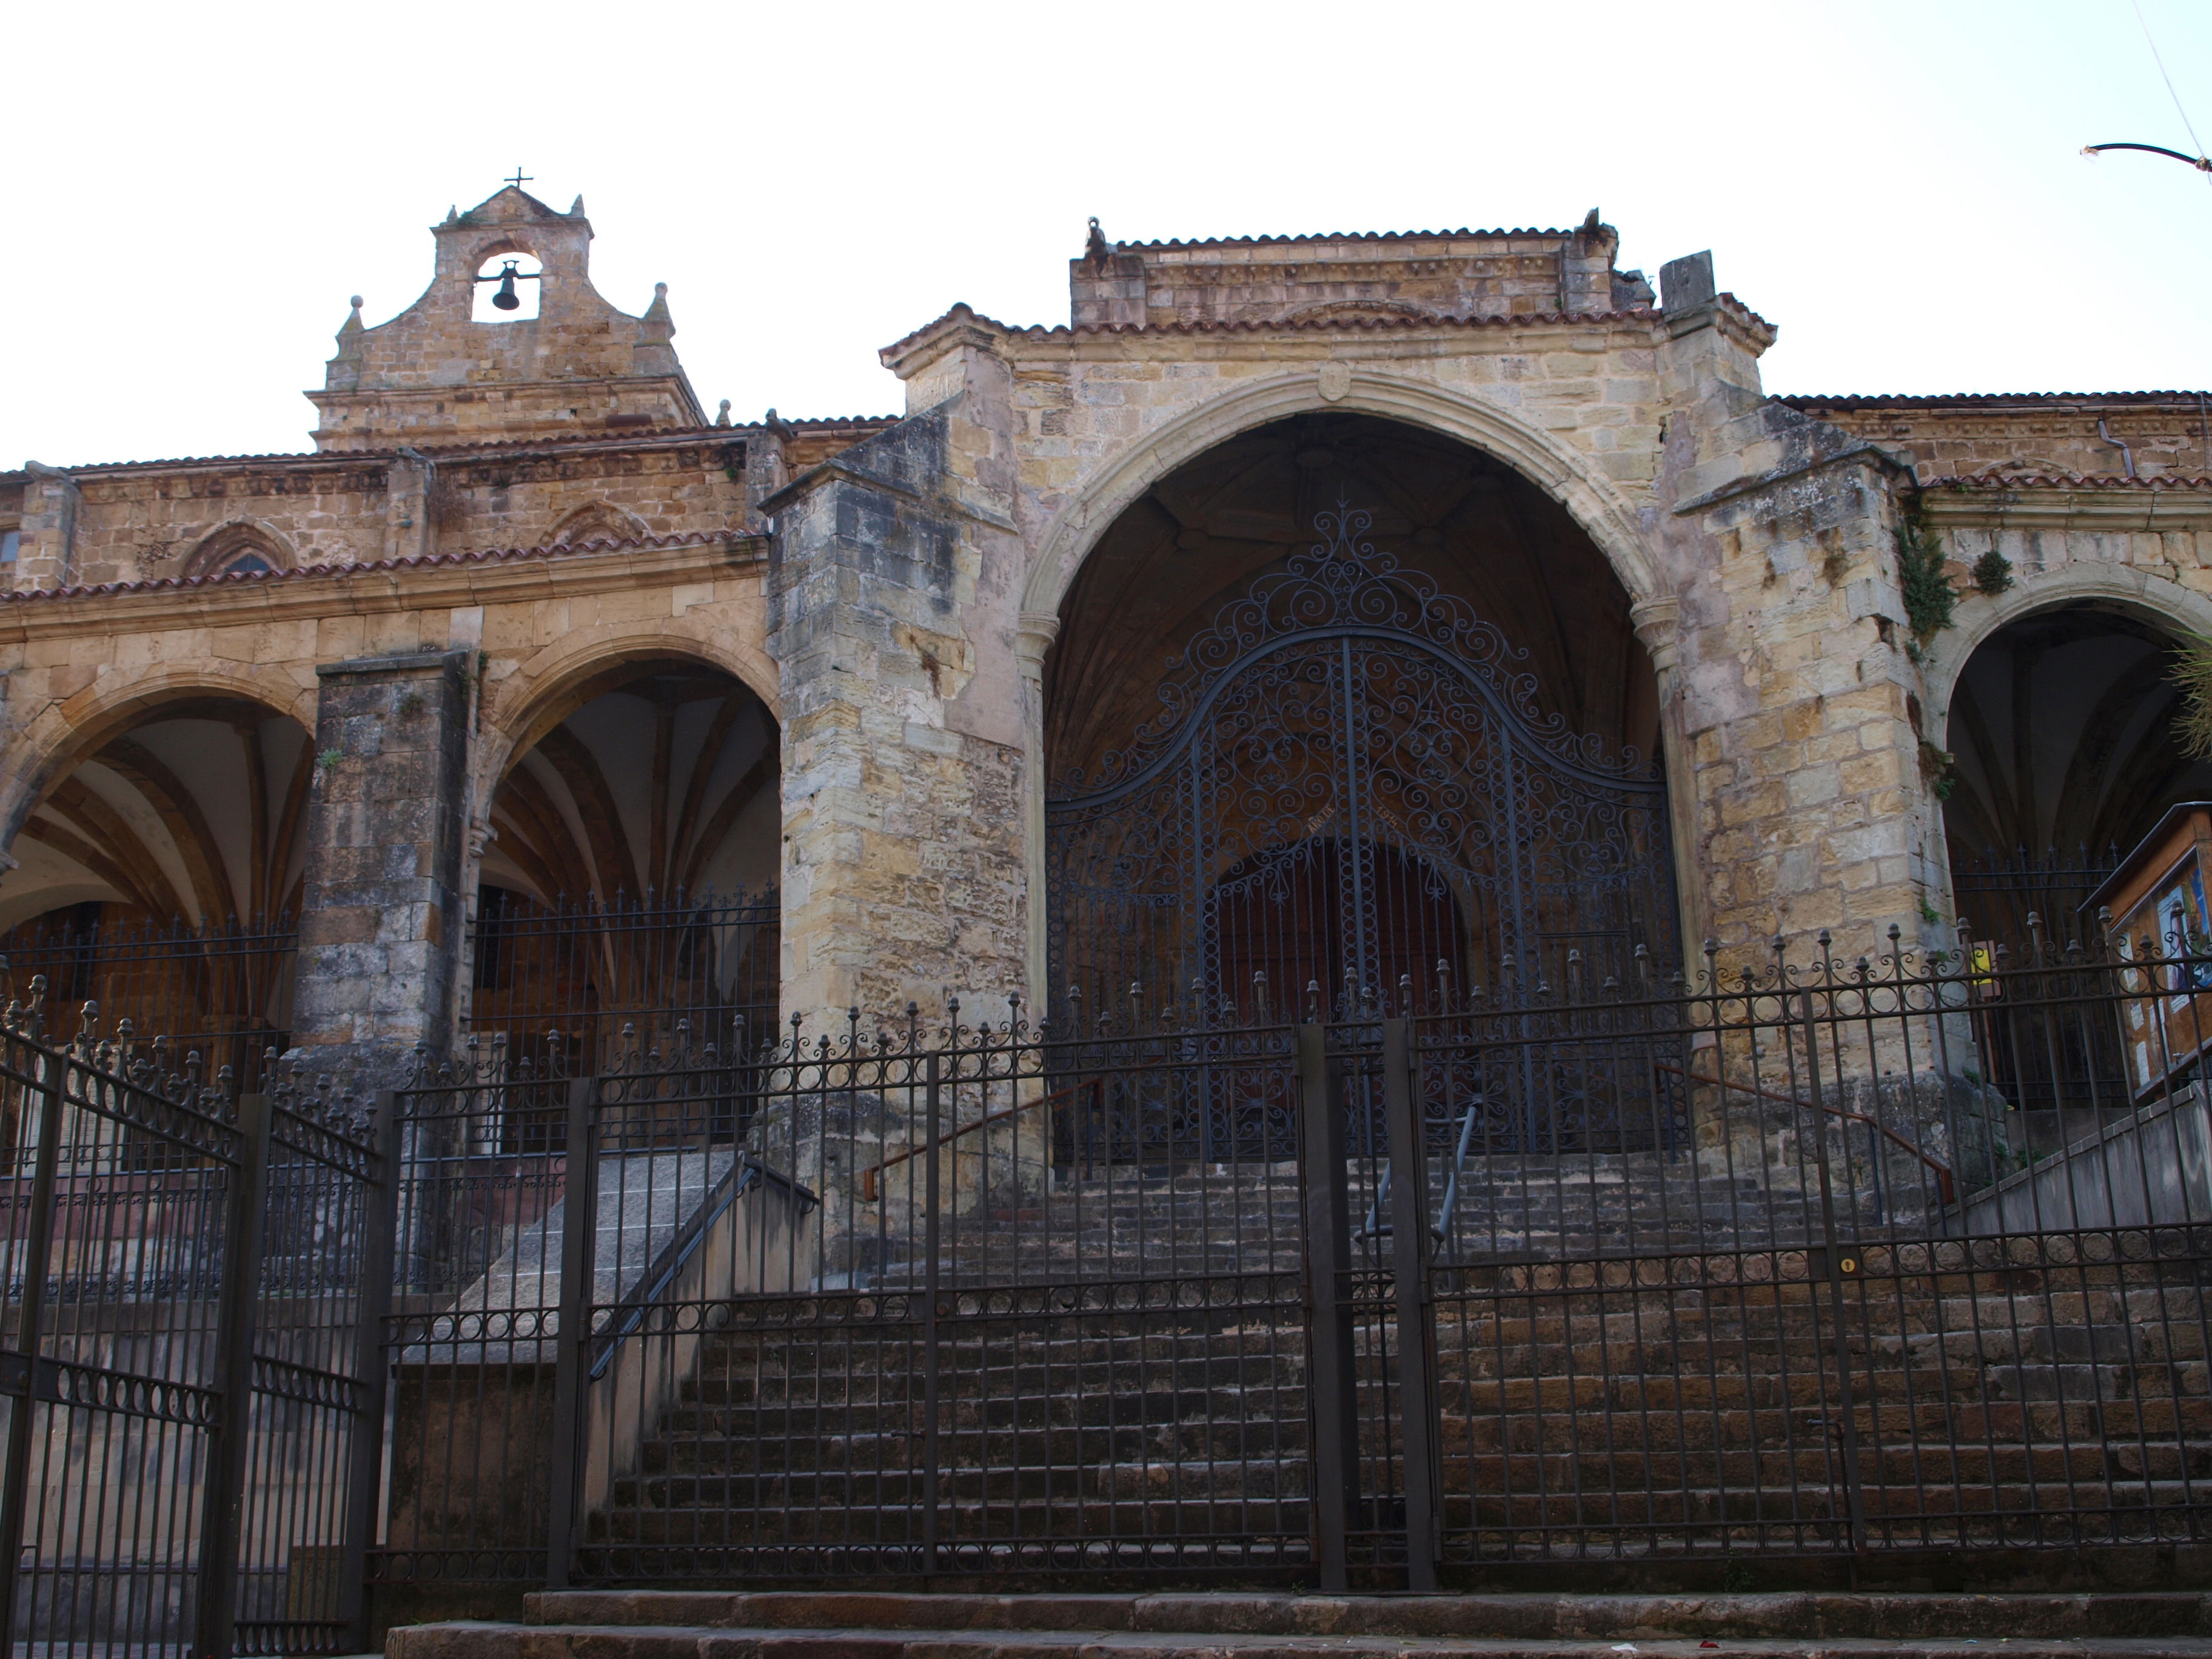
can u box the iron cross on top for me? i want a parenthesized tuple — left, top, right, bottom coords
(505, 167, 533, 190)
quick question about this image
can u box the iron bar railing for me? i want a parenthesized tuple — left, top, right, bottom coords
(19, 927, 2212, 1618)
(0, 908, 297, 1128)
(0, 988, 389, 1658)
(464, 887, 777, 1079)
(368, 931, 2212, 1592)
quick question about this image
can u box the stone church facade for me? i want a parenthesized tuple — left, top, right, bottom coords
(3, 183, 2208, 1072)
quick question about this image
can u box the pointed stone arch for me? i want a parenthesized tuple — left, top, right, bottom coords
(548, 501, 651, 548)
(0, 668, 314, 931)
(181, 520, 294, 580)
(1021, 368, 1658, 626)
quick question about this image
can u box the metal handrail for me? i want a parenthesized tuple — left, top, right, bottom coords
(859, 1077, 1102, 1201)
(586, 1150, 818, 1382)
(1657, 1061, 1955, 1207)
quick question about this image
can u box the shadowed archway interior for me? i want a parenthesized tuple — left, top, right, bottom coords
(1047, 413, 1658, 783)
(1045, 413, 1671, 1021)
(1943, 605, 2212, 946)
(0, 697, 310, 1078)
(472, 661, 781, 1067)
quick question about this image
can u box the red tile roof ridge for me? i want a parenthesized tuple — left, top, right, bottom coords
(1056, 306, 1660, 338)
(883, 301, 1664, 358)
(0, 529, 751, 605)
(1928, 471, 2212, 490)
(1109, 227, 1594, 250)
(4, 417, 897, 480)
(1781, 390, 2212, 410)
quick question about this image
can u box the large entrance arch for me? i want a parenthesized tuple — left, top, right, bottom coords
(1942, 602, 2212, 949)
(1044, 415, 1675, 1025)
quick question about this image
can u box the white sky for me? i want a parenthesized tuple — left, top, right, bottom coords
(7, 0, 2212, 468)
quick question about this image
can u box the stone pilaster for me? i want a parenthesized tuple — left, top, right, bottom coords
(15, 463, 79, 591)
(1652, 261, 1934, 970)
(766, 318, 1028, 1025)
(382, 451, 436, 563)
(292, 649, 472, 1085)
(1014, 611, 1061, 1008)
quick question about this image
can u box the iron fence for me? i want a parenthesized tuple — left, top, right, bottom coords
(16, 927, 2212, 1628)
(0, 908, 298, 1128)
(1949, 845, 2120, 952)
(464, 888, 778, 1078)
(0, 990, 393, 1658)
(369, 933, 2212, 1594)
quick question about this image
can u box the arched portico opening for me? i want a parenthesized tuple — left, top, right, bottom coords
(1044, 413, 1676, 1034)
(471, 657, 780, 1074)
(0, 694, 310, 1094)
(1942, 602, 2212, 950)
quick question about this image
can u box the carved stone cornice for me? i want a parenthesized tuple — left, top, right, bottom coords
(0, 535, 768, 644)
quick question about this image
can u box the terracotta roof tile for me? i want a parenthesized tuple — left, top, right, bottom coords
(1781, 391, 2211, 411)
(0, 530, 752, 605)
(2, 416, 896, 481)
(1110, 226, 1592, 250)
(881, 301, 1665, 361)
(1927, 471, 2212, 490)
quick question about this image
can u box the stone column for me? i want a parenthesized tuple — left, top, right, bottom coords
(1014, 611, 1061, 1011)
(292, 649, 472, 1086)
(1629, 594, 1704, 953)
(381, 451, 437, 563)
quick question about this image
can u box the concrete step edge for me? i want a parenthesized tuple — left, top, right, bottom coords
(384, 1621, 2212, 1659)
(506, 1591, 2212, 1640)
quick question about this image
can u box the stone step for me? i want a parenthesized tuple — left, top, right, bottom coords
(583, 1497, 1316, 1546)
(380, 1593, 2212, 1659)
(504, 1589, 2212, 1639)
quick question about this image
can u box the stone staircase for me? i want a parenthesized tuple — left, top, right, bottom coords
(568, 1156, 2212, 1584)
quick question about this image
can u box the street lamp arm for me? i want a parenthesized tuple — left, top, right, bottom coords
(2082, 141, 2212, 172)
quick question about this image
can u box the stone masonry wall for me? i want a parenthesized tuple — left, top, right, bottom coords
(1785, 396, 2212, 483)
(768, 328, 1031, 1023)
(0, 436, 776, 592)
(292, 649, 472, 1085)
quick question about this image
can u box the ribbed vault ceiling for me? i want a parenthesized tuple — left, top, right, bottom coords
(481, 666, 779, 905)
(1943, 607, 2212, 860)
(1, 702, 310, 932)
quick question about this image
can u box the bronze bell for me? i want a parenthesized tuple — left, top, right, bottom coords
(491, 263, 522, 311)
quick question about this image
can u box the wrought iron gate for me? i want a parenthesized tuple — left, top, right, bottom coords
(365, 940, 2212, 1596)
(0, 1007, 393, 1657)
(1046, 503, 1678, 1134)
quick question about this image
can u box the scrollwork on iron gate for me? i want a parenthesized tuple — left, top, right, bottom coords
(1046, 502, 1681, 1152)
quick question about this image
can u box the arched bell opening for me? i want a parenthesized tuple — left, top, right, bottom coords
(472, 249, 543, 323)
(0, 695, 310, 1102)
(473, 659, 780, 1077)
(1942, 604, 2212, 953)
(1044, 412, 1678, 1032)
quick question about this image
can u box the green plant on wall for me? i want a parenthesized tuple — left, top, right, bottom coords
(1917, 737, 1958, 800)
(1970, 546, 2014, 595)
(2173, 631, 2212, 760)
(1895, 509, 1956, 646)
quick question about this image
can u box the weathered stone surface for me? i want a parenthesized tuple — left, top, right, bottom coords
(293, 648, 471, 1082)
(2, 196, 2210, 1045)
